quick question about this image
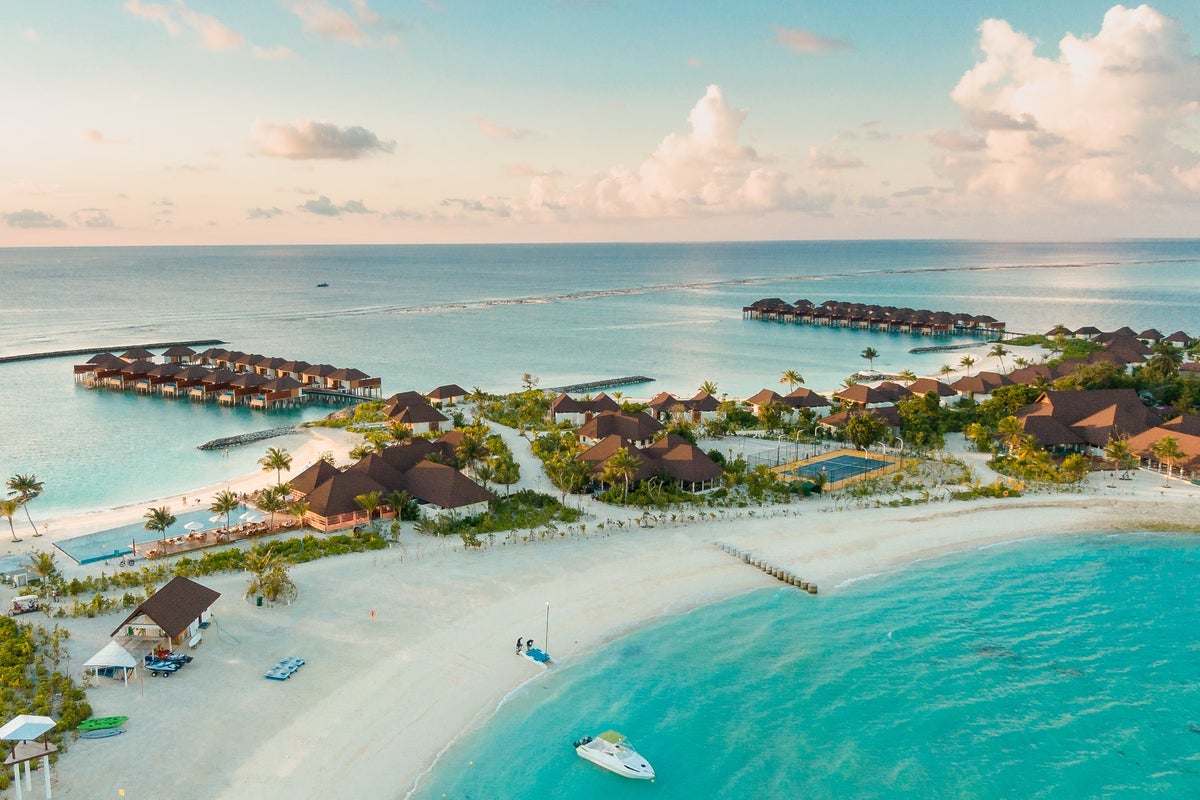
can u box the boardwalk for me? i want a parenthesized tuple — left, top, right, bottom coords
(140, 520, 303, 560)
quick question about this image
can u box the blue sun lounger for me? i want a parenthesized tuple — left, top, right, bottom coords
(264, 656, 306, 680)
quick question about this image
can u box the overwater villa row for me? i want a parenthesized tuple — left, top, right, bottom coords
(743, 298, 1006, 337)
(72, 345, 382, 408)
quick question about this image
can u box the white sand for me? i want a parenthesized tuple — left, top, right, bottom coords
(11, 434, 1198, 799)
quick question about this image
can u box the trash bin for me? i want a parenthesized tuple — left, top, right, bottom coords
(256, 596, 263, 607)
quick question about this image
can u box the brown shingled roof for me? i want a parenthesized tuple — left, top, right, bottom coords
(111, 576, 220, 639)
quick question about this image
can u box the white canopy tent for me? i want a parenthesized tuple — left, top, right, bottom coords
(83, 640, 138, 686)
(1, 715, 57, 800)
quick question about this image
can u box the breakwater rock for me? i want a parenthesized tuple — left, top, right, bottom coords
(197, 425, 299, 451)
(547, 375, 654, 393)
(0, 339, 226, 365)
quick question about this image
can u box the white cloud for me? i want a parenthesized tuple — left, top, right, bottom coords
(940, 4, 1200, 205)
(772, 25, 849, 54)
(21, 28, 38, 44)
(252, 119, 395, 160)
(285, 0, 364, 44)
(252, 44, 295, 60)
(298, 196, 373, 216)
(472, 116, 532, 140)
(125, 1, 243, 50)
(494, 85, 831, 222)
(248, 206, 284, 219)
(70, 208, 115, 228)
(4, 210, 65, 229)
(806, 145, 864, 173)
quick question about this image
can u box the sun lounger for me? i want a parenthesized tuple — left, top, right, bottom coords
(264, 656, 306, 680)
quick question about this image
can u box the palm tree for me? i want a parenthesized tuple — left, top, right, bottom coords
(355, 491, 382, 529)
(384, 490, 414, 522)
(455, 429, 489, 477)
(210, 489, 240, 531)
(27, 551, 57, 586)
(699, 380, 718, 396)
(601, 447, 642, 502)
(959, 355, 977, 377)
(143, 506, 177, 546)
(468, 386, 488, 421)
(493, 457, 520, 497)
(989, 343, 1010, 373)
(288, 499, 310, 530)
(1013, 356, 1030, 368)
(1144, 342, 1184, 385)
(996, 415, 1026, 456)
(1150, 436, 1185, 479)
(964, 422, 991, 452)
(861, 347, 880, 370)
(387, 421, 413, 443)
(896, 369, 918, 384)
(257, 484, 291, 529)
(6, 474, 44, 537)
(779, 370, 804, 392)
(1, 498, 22, 543)
(938, 364, 954, 379)
(1102, 437, 1136, 480)
(259, 446, 293, 484)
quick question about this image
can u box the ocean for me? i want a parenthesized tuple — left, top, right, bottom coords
(408, 532, 1200, 799)
(1, 241, 1199, 797)
(2, 240, 1198, 519)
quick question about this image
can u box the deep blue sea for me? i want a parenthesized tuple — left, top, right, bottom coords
(2, 240, 1199, 518)
(410, 532, 1200, 800)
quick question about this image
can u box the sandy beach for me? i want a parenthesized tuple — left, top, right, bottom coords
(4, 421, 1198, 799)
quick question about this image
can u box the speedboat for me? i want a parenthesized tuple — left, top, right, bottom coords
(573, 730, 655, 780)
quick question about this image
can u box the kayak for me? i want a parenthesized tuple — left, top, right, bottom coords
(78, 716, 128, 731)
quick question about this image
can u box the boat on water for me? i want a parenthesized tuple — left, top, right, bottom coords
(572, 730, 655, 780)
(316, 282, 329, 288)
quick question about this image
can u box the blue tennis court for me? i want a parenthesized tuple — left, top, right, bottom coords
(786, 453, 894, 484)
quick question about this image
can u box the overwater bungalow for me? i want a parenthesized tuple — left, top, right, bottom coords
(250, 376, 305, 409)
(161, 345, 196, 364)
(743, 298, 1005, 337)
(218, 372, 270, 406)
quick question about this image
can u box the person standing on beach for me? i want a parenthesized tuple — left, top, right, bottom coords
(516, 637, 524, 654)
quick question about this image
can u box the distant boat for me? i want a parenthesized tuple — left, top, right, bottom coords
(573, 731, 655, 780)
(316, 282, 329, 288)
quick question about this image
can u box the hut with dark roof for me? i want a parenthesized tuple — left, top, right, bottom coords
(111, 576, 219, 650)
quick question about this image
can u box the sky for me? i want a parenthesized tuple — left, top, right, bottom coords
(2, 1, 1200, 246)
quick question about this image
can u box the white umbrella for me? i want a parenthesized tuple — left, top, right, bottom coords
(184, 521, 205, 531)
(0, 715, 56, 742)
(241, 514, 265, 524)
(238, 511, 256, 522)
(209, 515, 224, 524)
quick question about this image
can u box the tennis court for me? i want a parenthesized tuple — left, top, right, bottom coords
(775, 449, 901, 489)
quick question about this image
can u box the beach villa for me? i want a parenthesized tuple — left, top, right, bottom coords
(1013, 389, 1162, 452)
(576, 411, 664, 447)
(579, 433, 724, 492)
(112, 576, 219, 652)
(383, 391, 450, 434)
(547, 392, 621, 426)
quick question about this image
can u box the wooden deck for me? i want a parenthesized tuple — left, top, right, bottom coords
(140, 520, 303, 560)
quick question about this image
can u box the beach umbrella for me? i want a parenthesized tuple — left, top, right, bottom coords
(0, 714, 56, 742)
(184, 521, 205, 531)
(209, 515, 224, 524)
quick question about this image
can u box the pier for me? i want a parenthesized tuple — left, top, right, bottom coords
(547, 376, 654, 393)
(715, 541, 817, 594)
(0, 339, 225, 365)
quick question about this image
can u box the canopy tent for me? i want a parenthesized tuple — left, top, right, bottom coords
(83, 640, 138, 686)
(1, 715, 57, 800)
(0, 715, 55, 742)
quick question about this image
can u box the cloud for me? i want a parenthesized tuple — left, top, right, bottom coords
(892, 186, 936, 198)
(4, 210, 65, 229)
(21, 28, 38, 44)
(82, 129, 114, 144)
(284, 0, 396, 46)
(686, 56, 703, 68)
(252, 44, 295, 60)
(71, 208, 115, 228)
(773, 25, 849, 54)
(472, 116, 532, 140)
(505, 163, 560, 178)
(941, 5, 1200, 205)
(555, 84, 832, 219)
(247, 206, 284, 219)
(252, 119, 395, 160)
(297, 196, 372, 216)
(125, 1, 243, 50)
(806, 145, 864, 172)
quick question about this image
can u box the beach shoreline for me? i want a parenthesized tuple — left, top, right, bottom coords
(8, 444, 1194, 798)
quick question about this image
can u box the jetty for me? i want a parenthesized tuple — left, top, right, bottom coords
(0, 339, 225, 365)
(196, 425, 300, 451)
(715, 541, 817, 594)
(547, 376, 654, 393)
(743, 298, 1005, 338)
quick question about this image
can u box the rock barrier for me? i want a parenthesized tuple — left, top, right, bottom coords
(714, 540, 817, 594)
(547, 376, 654, 393)
(197, 425, 299, 451)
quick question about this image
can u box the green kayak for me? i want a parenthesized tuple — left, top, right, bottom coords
(78, 716, 128, 731)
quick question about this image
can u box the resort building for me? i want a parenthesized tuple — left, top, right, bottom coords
(742, 298, 1007, 337)
(744, 388, 832, 419)
(579, 433, 723, 492)
(111, 576, 219, 651)
(577, 411, 664, 447)
(645, 391, 720, 423)
(817, 406, 902, 437)
(296, 440, 493, 531)
(547, 392, 621, 426)
(1013, 389, 1162, 451)
(1126, 415, 1200, 478)
(425, 384, 470, 406)
(73, 346, 381, 407)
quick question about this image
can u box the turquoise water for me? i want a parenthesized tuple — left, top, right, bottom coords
(2, 240, 1199, 517)
(54, 506, 233, 565)
(410, 533, 1200, 799)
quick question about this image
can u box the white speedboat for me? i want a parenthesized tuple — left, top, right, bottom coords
(573, 730, 655, 780)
